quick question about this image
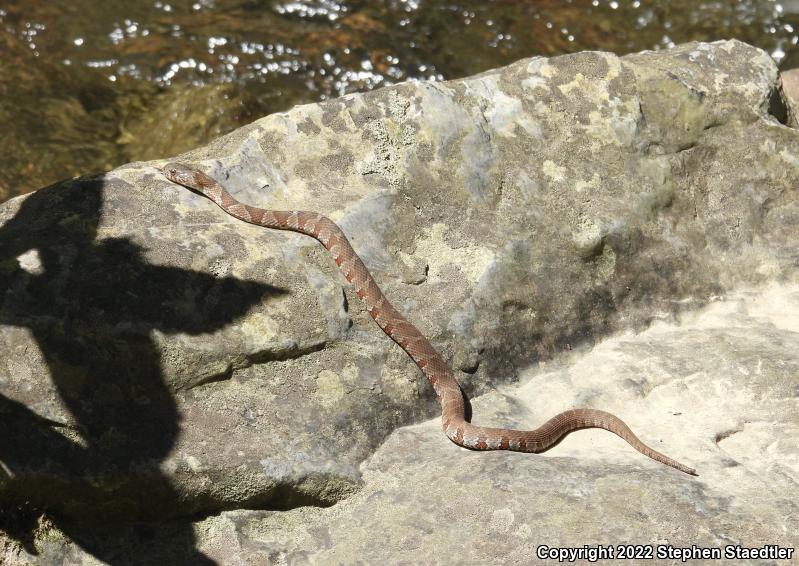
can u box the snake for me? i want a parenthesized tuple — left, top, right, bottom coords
(162, 162, 697, 476)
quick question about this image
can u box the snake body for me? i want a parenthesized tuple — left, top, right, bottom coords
(162, 163, 696, 476)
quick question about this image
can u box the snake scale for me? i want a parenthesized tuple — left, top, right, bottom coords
(162, 163, 696, 476)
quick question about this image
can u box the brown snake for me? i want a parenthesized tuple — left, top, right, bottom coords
(162, 163, 696, 476)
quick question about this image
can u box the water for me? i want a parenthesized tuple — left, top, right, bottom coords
(0, 0, 796, 200)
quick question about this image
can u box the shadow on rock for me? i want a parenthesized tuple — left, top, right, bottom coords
(0, 175, 286, 564)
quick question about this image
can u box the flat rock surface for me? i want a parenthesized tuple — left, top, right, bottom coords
(1, 39, 798, 564)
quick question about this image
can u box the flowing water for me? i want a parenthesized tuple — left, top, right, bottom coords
(1, 0, 796, 200)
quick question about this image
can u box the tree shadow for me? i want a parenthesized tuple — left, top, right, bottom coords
(0, 174, 285, 564)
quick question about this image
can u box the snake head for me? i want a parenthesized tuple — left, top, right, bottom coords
(161, 163, 194, 185)
(161, 162, 218, 194)
(161, 162, 198, 187)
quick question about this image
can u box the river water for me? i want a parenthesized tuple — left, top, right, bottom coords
(1, 0, 796, 200)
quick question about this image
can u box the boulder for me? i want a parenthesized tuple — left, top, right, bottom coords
(1, 39, 797, 563)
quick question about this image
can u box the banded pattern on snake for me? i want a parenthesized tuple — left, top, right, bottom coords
(162, 162, 696, 476)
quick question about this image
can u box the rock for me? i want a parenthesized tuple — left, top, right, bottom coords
(779, 68, 799, 127)
(166, 284, 799, 564)
(8, 284, 799, 564)
(1, 39, 798, 562)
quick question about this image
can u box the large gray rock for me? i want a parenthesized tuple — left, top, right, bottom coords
(1, 39, 798, 563)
